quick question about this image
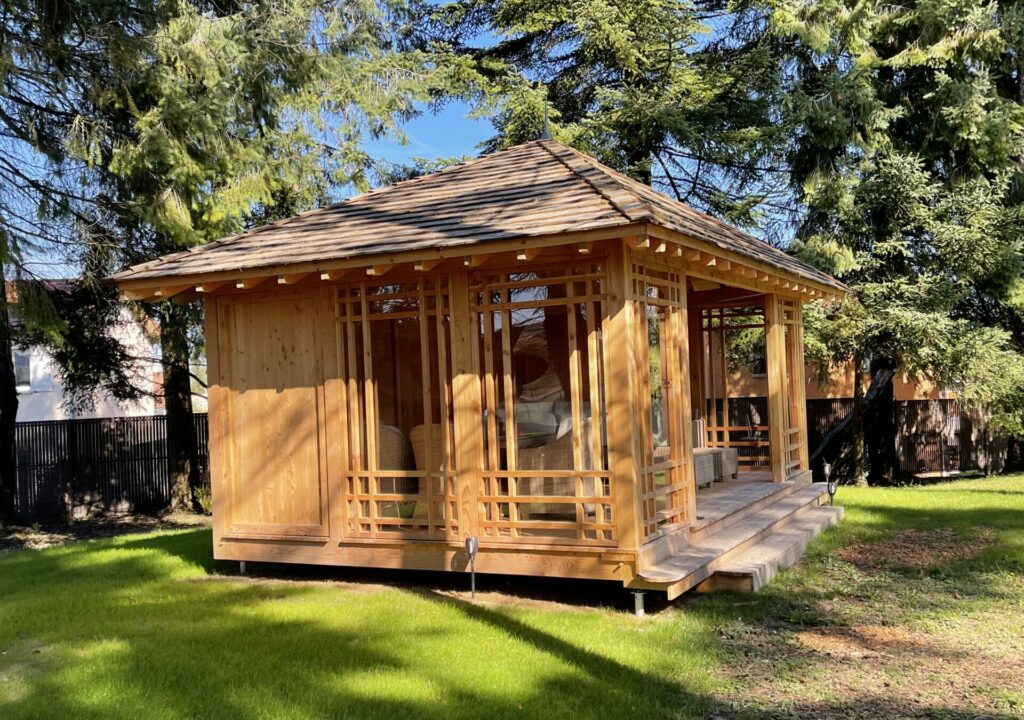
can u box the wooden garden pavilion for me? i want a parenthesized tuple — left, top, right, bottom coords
(112, 140, 848, 600)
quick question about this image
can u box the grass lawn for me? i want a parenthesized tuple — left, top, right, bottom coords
(1, 476, 1022, 720)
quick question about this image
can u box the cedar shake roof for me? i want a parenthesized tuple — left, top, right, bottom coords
(110, 140, 847, 293)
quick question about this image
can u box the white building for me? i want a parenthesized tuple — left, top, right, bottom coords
(10, 281, 206, 422)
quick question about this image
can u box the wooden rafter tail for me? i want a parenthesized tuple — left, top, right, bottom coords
(365, 264, 394, 277)
(320, 269, 358, 282)
(277, 272, 311, 286)
(153, 284, 193, 300)
(119, 287, 155, 301)
(195, 281, 227, 294)
(462, 254, 488, 268)
(516, 247, 539, 262)
(414, 258, 442, 272)
(235, 276, 269, 290)
(652, 239, 668, 253)
(625, 234, 650, 250)
(173, 289, 199, 305)
(575, 241, 592, 255)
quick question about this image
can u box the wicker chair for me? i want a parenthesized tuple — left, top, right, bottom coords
(376, 424, 417, 519)
(516, 420, 595, 518)
(409, 423, 447, 472)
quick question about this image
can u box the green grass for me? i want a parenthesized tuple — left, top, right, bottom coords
(2, 476, 1022, 719)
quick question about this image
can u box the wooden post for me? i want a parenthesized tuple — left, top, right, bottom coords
(321, 286, 347, 544)
(764, 293, 788, 483)
(789, 304, 810, 472)
(674, 285, 697, 525)
(604, 240, 643, 554)
(203, 295, 226, 545)
(687, 294, 705, 426)
(449, 271, 482, 538)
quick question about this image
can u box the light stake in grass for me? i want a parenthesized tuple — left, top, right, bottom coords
(824, 461, 836, 506)
(465, 536, 478, 600)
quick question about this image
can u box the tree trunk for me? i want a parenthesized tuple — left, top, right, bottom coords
(160, 303, 198, 511)
(0, 263, 19, 525)
(851, 353, 868, 487)
(866, 360, 896, 484)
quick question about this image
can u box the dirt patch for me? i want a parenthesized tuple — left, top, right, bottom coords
(836, 528, 996, 572)
(721, 619, 1024, 719)
(795, 625, 915, 660)
(0, 512, 210, 553)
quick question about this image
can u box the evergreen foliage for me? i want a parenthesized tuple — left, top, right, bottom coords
(780, 0, 1024, 434)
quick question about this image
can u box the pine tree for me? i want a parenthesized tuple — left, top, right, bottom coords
(0, 0, 451, 518)
(780, 0, 1024, 482)
(421, 0, 791, 236)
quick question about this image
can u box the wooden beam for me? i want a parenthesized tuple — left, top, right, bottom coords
(173, 289, 199, 305)
(114, 222, 649, 299)
(652, 240, 668, 254)
(625, 234, 650, 250)
(366, 265, 394, 277)
(516, 248, 539, 262)
(462, 255, 488, 268)
(576, 242, 592, 255)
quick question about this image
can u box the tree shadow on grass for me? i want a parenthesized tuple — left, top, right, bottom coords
(678, 496, 1024, 720)
(0, 529, 713, 720)
(114, 527, 673, 614)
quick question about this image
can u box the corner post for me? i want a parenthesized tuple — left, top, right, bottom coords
(605, 239, 644, 557)
(449, 270, 482, 539)
(764, 293, 789, 483)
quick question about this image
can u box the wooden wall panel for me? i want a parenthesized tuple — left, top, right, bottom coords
(216, 288, 329, 539)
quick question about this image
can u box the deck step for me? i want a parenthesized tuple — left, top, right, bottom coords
(635, 483, 832, 600)
(689, 481, 797, 542)
(701, 505, 844, 592)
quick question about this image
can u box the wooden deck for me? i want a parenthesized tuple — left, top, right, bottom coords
(692, 475, 783, 532)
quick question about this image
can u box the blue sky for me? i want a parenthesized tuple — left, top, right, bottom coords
(364, 100, 493, 168)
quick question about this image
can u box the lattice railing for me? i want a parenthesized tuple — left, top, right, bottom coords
(478, 471, 615, 546)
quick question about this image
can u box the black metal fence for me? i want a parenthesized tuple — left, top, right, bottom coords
(893, 400, 1004, 476)
(15, 414, 209, 521)
(719, 396, 1002, 480)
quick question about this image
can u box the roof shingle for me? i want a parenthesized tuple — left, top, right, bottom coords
(111, 140, 846, 292)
